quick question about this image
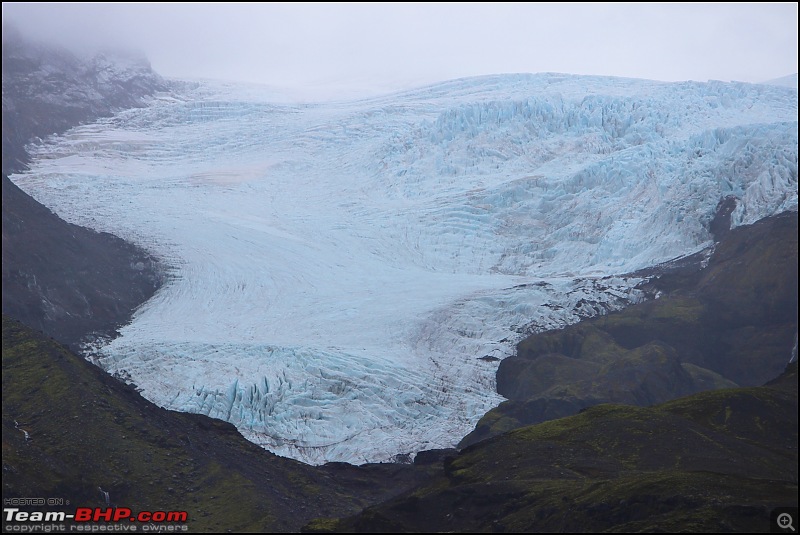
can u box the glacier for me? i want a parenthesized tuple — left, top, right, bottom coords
(11, 73, 798, 464)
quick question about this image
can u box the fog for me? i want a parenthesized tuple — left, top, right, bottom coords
(3, 3, 797, 98)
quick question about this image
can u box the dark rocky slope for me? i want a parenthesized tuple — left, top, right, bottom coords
(2, 26, 167, 348)
(2, 175, 162, 348)
(1, 316, 431, 532)
(461, 211, 798, 447)
(307, 361, 797, 533)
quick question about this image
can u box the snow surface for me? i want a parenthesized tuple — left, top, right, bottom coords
(11, 73, 798, 464)
(763, 73, 798, 89)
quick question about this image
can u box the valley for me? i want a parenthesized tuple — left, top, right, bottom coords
(9, 73, 797, 464)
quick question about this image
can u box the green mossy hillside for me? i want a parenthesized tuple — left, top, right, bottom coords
(310, 362, 797, 533)
(1, 316, 430, 532)
(462, 212, 797, 447)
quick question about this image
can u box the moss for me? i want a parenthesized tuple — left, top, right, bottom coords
(323, 364, 797, 532)
(2, 316, 427, 532)
(681, 362, 739, 390)
(649, 295, 706, 322)
(465, 406, 524, 445)
(302, 517, 343, 533)
(575, 327, 626, 364)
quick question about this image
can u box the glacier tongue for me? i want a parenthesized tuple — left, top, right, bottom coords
(11, 74, 798, 464)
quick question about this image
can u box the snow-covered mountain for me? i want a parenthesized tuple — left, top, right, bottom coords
(2, 23, 166, 174)
(10, 73, 798, 464)
(2, 25, 166, 349)
(764, 73, 798, 89)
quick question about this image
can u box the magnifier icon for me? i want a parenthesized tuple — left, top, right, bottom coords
(778, 513, 795, 532)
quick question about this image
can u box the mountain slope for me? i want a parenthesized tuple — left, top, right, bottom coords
(1, 316, 430, 532)
(764, 73, 799, 89)
(2, 26, 167, 348)
(2, 23, 166, 174)
(309, 362, 798, 533)
(2, 174, 162, 348)
(461, 211, 798, 446)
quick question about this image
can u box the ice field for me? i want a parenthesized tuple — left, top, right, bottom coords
(12, 73, 797, 463)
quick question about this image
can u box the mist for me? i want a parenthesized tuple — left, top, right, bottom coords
(2, 3, 797, 98)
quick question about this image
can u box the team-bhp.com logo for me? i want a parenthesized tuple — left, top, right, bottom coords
(74, 509, 187, 523)
(4, 507, 188, 531)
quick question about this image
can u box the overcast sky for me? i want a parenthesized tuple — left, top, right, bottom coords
(3, 3, 797, 98)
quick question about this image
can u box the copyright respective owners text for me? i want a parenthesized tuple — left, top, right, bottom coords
(2, 498, 189, 533)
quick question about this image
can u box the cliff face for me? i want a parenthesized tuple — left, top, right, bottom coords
(1, 26, 167, 348)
